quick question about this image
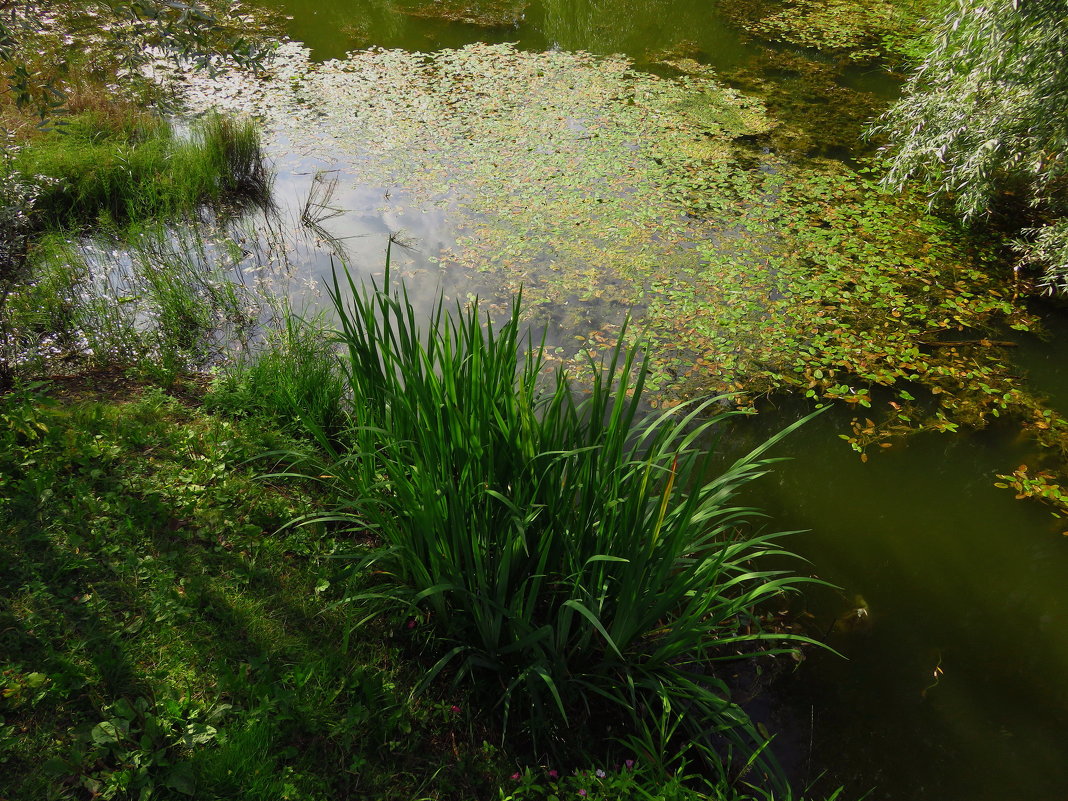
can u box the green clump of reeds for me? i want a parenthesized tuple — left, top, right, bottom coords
(283, 257, 823, 784)
(13, 111, 269, 228)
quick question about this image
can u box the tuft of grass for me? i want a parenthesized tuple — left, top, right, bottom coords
(12, 111, 270, 228)
(293, 259, 825, 782)
(206, 308, 350, 442)
(197, 113, 272, 200)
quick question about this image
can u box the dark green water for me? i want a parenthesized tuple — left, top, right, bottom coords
(254, 0, 750, 67)
(729, 404, 1068, 800)
(242, 1, 1068, 797)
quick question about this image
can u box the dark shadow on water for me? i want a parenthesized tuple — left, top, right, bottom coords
(706, 399, 1068, 801)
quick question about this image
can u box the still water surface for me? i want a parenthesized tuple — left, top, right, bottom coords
(235, 1, 1068, 797)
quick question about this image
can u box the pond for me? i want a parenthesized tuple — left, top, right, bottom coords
(167, 0, 1068, 797)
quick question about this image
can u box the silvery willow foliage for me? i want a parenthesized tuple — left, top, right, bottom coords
(873, 0, 1068, 289)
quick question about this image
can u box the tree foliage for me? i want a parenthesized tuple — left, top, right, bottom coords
(873, 0, 1068, 290)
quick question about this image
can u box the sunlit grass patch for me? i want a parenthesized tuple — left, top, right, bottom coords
(12, 111, 270, 228)
(205, 309, 349, 442)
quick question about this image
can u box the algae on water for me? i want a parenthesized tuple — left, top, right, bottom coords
(156, 39, 1037, 446)
(716, 0, 934, 62)
(157, 41, 785, 366)
(400, 0, 530, 27)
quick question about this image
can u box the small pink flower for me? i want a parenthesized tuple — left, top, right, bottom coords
(578, 790, 587, 797)
(624, 759, 634, 770)
(406, 618, 416, 629)
(450, 704, 461, 714)
(548, 769, 559, 779)
(511, 772, 521, 781)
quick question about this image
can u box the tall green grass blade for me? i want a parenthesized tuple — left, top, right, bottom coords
(282, 258, 828, 787)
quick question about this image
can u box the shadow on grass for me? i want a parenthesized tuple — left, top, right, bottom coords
(0, 388, 498, 800)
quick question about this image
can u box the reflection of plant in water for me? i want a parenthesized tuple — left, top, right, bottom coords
(536, 0, 691, 54)
(8, 224, 270, 383)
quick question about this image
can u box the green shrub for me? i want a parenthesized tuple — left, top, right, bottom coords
(296, 259, 822, 780)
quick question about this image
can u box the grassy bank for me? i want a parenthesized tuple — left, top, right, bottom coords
(0, 376, 518, 800)
(11, 111, 269, 229)
(0, 301, 834, 800)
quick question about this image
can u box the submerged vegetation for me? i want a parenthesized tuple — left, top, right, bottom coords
(716, 0, 938, 63)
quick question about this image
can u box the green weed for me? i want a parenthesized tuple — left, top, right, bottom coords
(501, 755, 844, 800)
(290, 261, 824, 782)
(12, 111, 269, 229)
(206, 308, 349, 441)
